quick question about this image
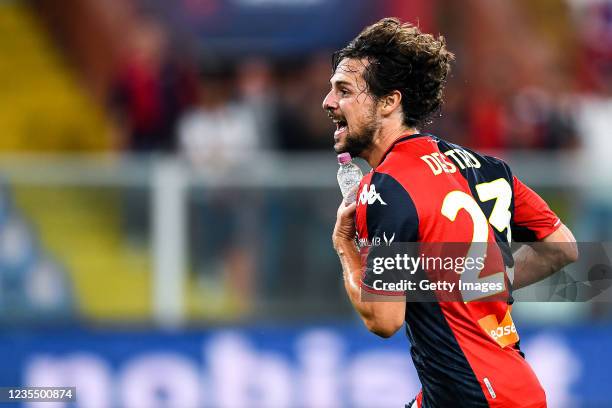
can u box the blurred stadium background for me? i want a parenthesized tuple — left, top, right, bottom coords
(0, 0, 611, 406)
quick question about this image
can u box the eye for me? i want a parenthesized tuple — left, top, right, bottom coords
(339, 88, 350, 96)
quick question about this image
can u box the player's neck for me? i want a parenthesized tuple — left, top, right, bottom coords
(362, 125, 419, 168)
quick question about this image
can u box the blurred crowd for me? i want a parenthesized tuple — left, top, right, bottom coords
(108, 18, 336, 163)
(107, 0, 612, 163)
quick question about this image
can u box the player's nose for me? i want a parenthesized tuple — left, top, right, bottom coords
(322, 90, 338, 111)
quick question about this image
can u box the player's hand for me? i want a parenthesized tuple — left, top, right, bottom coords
(333, 199, 357, 249)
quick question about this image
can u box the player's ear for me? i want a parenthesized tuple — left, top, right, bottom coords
(380, 90, 402, 117)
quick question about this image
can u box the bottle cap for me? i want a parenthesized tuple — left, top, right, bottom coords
(337, 153, 352, 164)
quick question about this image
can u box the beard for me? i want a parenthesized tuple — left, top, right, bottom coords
(334, 110, 379, 157)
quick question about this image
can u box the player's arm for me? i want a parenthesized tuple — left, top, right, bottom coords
(510, 176, 579, 289)
(512, 224, 577, 289)
(333, 201, 405, 338)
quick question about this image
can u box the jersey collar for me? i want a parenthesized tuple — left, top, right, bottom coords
(376, 132, 434, 168)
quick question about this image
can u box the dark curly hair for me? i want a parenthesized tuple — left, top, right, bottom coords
(332, 18, 454, 129)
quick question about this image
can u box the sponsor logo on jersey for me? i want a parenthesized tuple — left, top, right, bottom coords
(358, 237, 371, 248)
(383, 232, 395, 246)
(478, 310, 519, 348)
(489, 323, 516, 340)
(358, 184, 387, 206)
(357, 232, 394, 248)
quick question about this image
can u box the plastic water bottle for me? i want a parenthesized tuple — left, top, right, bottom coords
(337, 153, 363, 204)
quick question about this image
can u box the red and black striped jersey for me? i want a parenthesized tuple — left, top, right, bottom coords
(355, 133, 559, 407)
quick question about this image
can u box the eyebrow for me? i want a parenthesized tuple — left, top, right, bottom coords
(330, 79, 354, 88)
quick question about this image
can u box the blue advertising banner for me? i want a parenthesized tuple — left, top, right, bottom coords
(0, 324, 610, 407)
(167, 0, 384, 56)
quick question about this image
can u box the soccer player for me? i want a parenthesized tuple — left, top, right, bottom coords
(324, 18, 578, 407)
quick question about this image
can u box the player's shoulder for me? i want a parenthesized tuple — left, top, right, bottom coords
(376, 134, 510, 180)
(435, 137, 513, 174)
(430, 136, 516, 187)
(357, 169, 409, 208)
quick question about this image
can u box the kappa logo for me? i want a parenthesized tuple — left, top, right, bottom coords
(358, 184, 387, 206)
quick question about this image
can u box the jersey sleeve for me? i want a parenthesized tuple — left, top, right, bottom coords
(511, 176, 561, 241)
(359, 172, 420, 295)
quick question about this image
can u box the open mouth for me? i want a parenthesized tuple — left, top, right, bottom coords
(334, 118, 348, 137)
